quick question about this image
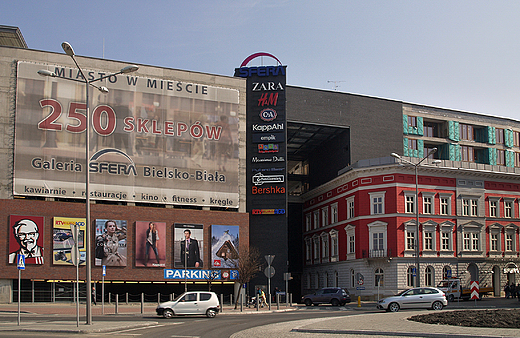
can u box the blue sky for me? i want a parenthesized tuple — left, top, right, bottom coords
(4, 1, 520, 120)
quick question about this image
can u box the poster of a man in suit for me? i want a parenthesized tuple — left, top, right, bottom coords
(174, 223, 203, 268)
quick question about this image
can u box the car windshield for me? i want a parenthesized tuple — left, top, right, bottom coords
(396, 289, 412, 296)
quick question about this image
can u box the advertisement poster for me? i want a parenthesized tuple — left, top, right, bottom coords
(14, 61, 240, 208)
(8, 215, 45, 265)
(52, 217, 86, 265)
(211, 225, 239, 268)
(174, 223, 203, 269)
(135, 221, 166, 267)
(95, 219, 127, 267)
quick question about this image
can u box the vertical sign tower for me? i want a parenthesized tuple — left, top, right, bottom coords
(235, 53, 287, 292)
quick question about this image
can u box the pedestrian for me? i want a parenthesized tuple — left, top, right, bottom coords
(91, 286, 97, 305)
(517, 284, 520, 301)
(511, 284, 516, 299)
(504, 284, 510, 299)
(260, 289, 267, 307)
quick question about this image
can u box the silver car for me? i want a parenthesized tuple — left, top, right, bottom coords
(377, 287, 447, 312)
(156, 291, 220, 318)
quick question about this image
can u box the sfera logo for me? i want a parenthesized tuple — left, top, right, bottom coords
(252, 123, 284, 132)
(259, 108, 277, 122)
(89, 148, 137, 176)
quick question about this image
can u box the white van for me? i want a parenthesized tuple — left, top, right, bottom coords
(156, 291, 220, 318)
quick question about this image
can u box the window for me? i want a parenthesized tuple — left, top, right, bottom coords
(375, 268, 384, 287)
(305, 213, 311, 231)
(305, 238, 312, 262)
(489, 199, 498, 217)
(423, 194, 433, 214)
(408, 116, 417, 127)
(472, 233, 480, 251)
(425, 266, 434, 286)
(460, 124, 474, 141)
(368, 221, 387, 257)
(313, 211, 319, 229)
(496, 128, 505, 144)
(462, 197, 479, 216)
(335, 271, 339, 287)
(441, 231, 451, 251)
(491, 233, 499, 251)
(331, 203, 338, 223)
(347, 196, 355, 219)
(440, 195, 451, 215)
(406, 231, 415, 250)
(405, 194, 415, 214)
(515, 131, 520, 147)
(374, 233, 384, 251)
(407, 266, 416, 287)
(505, 201, 513, 218)
(424, 122, 438, 138)
(497, 150, 505, 166)
(442, 266, 452, 279)
(313, 235, 320, 262)
(350, 269, 355, 288)
(424, 232, 433, 250)
(321, 207, 329, 227)
(330, 230, 338, 260)
(345, 225, 355, 257)
(461, 146, 475, 162)
(506, 233, 514, 251)
(369, 192, 385, 215)
(463, 233, 471, 250)
(408, 139, 417, 150)
(349, 234, 355, 254)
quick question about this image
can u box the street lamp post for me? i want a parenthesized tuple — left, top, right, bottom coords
(38, 42, 138, 325)
(391, 148, 441, 288)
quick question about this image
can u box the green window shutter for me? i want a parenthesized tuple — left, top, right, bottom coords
(449, 143, 460, 161)
(417, 116, 424, 136)
(505, 129, 514, 148)
(454, 121, 460, 141)
(488, 148, 497, 165)
(454, 144, 461, 161)
(488, 126, 496, 144)
(417, 139, 424, 158)
(506, 149, 514, 167)
(403, 115, 408, 135)
(448, 121, 460, 141)
(403, 137, 409, 156)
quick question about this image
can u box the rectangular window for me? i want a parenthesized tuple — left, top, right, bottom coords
(322, 207, 329, 227)
(372, 196, 383, 215)
(349, 235, 355, 254)
(442, 232, 450, 250)
(515, 131, 520, 147)
(496, 128, 505, 144)
(497, 150, 505, 166)
(460, 124, 474, 141)
(347, 197, 355, 219)
(440, 197, 449, 215)
(506, 233, 513, 251)
(491, 233, 498, 251)
(490, 200, 497, 217)
(313, 211, 319, 229)
(331, 235, 338, 257)
(463, 233, 470, 250)
(424, 232, 433, 250)
(423, 196, 432, 214)
(408, 116, 417, 127)
(408, 139, 417, 150)
(373, 233, 384, 251)
(463, 198, 478, 216)
(305, 214, 311, 232)
(406, 195, 415, 214)
(406, 231, 415, 250)
(461, 146, 475, 162)
(472, 233, 479, 251)
(471, 199, 478, 216)
(505, 201, 513, 218)
(424, 122, 437, 138)
(331, 203, 338, 223)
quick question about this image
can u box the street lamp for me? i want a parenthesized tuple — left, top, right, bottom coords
(38, 42, 138, 325)
(391, 148, 441, 287)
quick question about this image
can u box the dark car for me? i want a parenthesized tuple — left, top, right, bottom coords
(301, 287, 351, 306)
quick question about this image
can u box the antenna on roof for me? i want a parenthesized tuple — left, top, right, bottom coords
(327, 80, 345, 91)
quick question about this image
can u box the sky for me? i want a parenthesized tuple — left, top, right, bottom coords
(3, 1, 520, 121)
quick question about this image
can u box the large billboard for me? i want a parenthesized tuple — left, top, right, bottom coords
(52, 217, 86, 265)
(14, 62, 240, 208)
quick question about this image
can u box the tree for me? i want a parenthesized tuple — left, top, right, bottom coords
(230, 246, 262, 309)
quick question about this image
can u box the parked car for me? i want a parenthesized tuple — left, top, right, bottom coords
(377, 287, 447, 312)
(156, 291, 220, 318)
(301, 287, 351, 306)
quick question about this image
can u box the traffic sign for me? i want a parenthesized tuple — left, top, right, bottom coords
(470, 280, 479, 300)
(265, 255, 275, 266)
(17, 254, 25, 270)
(102, 265, 106, 276)
(264, 266, 275, 278)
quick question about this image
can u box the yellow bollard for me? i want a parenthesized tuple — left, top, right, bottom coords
(357, 296, 361, 307)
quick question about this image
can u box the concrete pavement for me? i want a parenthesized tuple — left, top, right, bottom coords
(0, 299, 519, 336)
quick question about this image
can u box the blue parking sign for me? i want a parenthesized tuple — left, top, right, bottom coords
(17, 254, 25, 270)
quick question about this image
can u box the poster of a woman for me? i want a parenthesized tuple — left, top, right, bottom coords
(95, 219, 127, 266)
(135, 221, 166, 267)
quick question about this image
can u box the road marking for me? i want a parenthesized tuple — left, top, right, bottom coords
(111, 324, 172, 334)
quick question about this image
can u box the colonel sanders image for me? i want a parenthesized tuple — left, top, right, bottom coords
(9, 219, 44, 264)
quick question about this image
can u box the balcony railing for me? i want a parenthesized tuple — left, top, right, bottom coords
(362, 249, 392, 259)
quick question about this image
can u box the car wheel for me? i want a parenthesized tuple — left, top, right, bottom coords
(163, 309, 174, 319)
(448, 294, 454, 302)
(331, 298, 340, 306)
(388, 302, 400, 312)
(206, 309, 217, 318)
(305, 299, 313, 306)
(432, 301, 443, 311)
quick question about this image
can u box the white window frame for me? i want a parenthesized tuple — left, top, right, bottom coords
(439, 222, 454, 254)
(321, 232, 329, 262)
(404, 191, 415, 214)
(369, 192, 385, 215)
(462, 196, 480, 217)
(489, 198, 500, 218)
(422, 193, 435, 215)
(424, 231, 433, 251)
(322, 206, 329, 227)
(374, 268, 384, 287)
(367, 221, 387, 257)
(439, 193, 452, 216)
(313, 210, 320, 229)
(504, 199, 514, 218)
(312, 234, 320, 263)
(305, 213, 311, 232)
(425, 266, 434, 286)
(346, 196, 355, 219)
(461, 222, 483, 253)
(345, 224, 355, 259)
(504, 225, 518, 255)
(331, 203, 338, 223)
(330, 230, 339, 261)
(488, 224, 503, 254)
(305, 237, 312, 262)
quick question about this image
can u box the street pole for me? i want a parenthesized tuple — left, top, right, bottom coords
(391, 148, 440, 288)
(38, 43, 138, 325)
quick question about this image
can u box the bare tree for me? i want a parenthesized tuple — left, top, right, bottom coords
(230, 246, 262, 309)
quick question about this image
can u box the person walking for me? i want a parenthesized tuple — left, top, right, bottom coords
(91, 286, 97, 305)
